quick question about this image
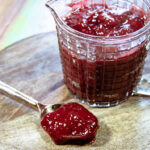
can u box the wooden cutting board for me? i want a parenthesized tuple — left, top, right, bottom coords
(0, 32, 150, 150)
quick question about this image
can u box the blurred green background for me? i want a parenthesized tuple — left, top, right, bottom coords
(0, 0, 55, 50)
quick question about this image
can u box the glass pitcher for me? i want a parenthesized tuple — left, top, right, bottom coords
(46, 0, 150, 107)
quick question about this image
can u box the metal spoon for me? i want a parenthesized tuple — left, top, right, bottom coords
(133, 74, 150, 97)
(0, 74, 150, 117)
(0, 81, 62, 119)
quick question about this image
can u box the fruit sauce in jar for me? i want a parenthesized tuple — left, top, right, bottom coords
(56, 1, 150, 107)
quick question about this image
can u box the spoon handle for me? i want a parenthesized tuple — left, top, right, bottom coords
(133, 90, 150, 97)
(0, 80, 45, 111)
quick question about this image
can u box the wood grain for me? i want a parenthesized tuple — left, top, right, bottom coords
(0, 32, 73, 122)
(0, 32, 150, 150)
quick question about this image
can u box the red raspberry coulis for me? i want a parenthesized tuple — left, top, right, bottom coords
(41, 102, 99, 145)
(64, 4, 146, 36)
(58, 3, 148, 103)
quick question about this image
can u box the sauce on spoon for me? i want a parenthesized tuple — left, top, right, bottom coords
(41, 102, 99, 145)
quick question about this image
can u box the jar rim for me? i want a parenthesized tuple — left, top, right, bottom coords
(54, 1, 150, 45)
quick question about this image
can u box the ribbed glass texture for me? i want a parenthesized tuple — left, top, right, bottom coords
(47, 0, 150, 107)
